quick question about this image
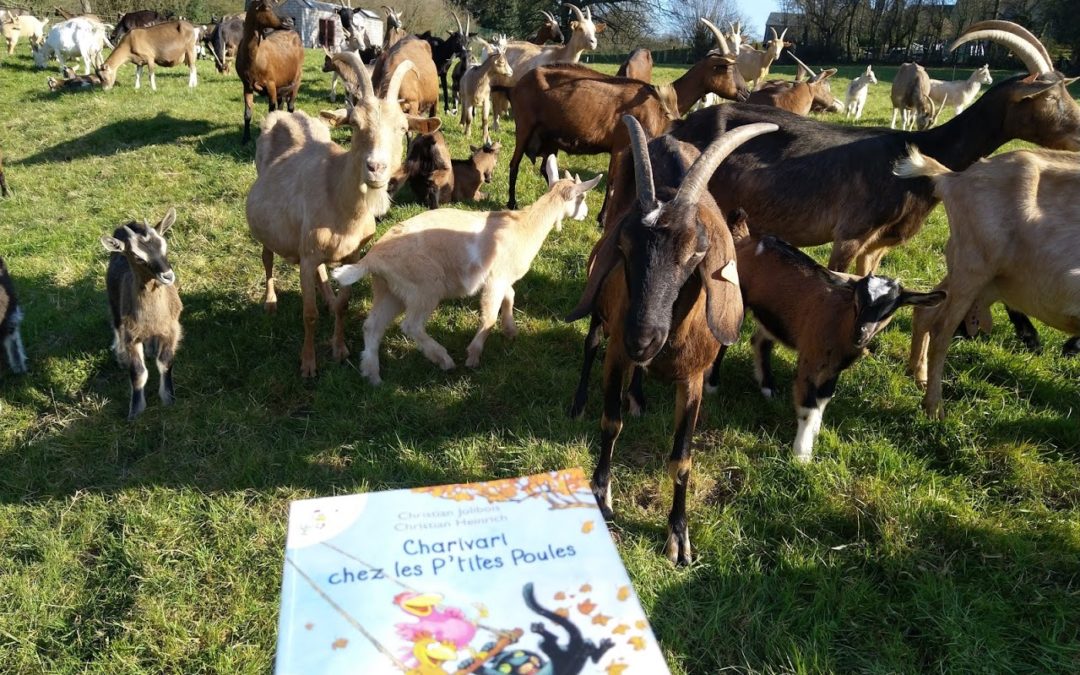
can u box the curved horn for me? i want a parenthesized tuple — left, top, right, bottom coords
(563, 3, 585, 23)
(385, 58, 415, 103)
(584, 5, 591, 21)
(769, 26, 778, 41)
(337, 50, 374, 101)
(675, 123, 779, 206)
(949, 20, 1051, 75)
(622, 115, 656, 209)
(450, 10, 462, 35)
(779, 27, 788, 41)
(699, 17, 730, 55)
(541, 10, 555, 23)
(464, 14, 469, 37)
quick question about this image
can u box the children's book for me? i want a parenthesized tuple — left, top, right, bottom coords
(275, 468, 672, 674)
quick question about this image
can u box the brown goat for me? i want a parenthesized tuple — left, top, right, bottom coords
(566, 117, 777, 565)
(372, 35, 438, 116)
(528, 10, 563, 45)
(452, 142, 501, 202)
(389, 129, 454, 209)
(748, 54, 840, 115)
(97, 20, 198, 90)
(47, 64, 101, 90)
(236, 0, 303, 143)
(616, 48, 653, 82)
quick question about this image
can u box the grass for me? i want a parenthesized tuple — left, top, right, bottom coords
(1, 51, 1079, 674)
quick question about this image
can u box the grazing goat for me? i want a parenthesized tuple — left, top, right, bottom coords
(489, 4, 605, 130)
(566, 117, 776, 564)
(706, 209, 944, 461)
(390, 129, 454, 209)
(100, 209, 183, 420)
(713, 20, 784, 90)
(452, 142, 501, 202)
(237, 0, 303, 144)
(418, 11, 471, 113)
(0, 256, 28, 375)
(459, 36, 512, 144)
(206, 16, 241, 74)
(247, 55, 439, 377)
(333, 155, 601, 384)
(929, 64, 992, 115)
(896, 146, 1080, 418)
(506, 45, 749, 210)
(98, 21, 198, 90)
(659, 21, 1080, 277)
(3, 14, 47, 55)
(111, 9, 163, 44)
(845, 65, 877, 120)
(747, 54, 840, 115)
(0, 148, 9, 197)
(36, 17, 110, 74)
(529, 10, 563, 45)
(891, 62, 939, 130)
(372, 35, 439, 116)
(616, 48, 652, 82)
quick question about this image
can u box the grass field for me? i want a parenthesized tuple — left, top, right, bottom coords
(1, 49, 1079, 674)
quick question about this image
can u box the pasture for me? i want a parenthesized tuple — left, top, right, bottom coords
(1, 48, 1079, 673)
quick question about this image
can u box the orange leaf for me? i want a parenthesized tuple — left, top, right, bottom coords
(577, 599, 597, 615)
(581, 520, 594, 534)
(332, 637, 349, 650)
(613, 624, 630, 635)
(554, 591, 566, 600)
(591, 613, 611, 626)
(617, 586, 630, 601)
(635, 620, 647, 629)
(579, 583, 592, 592)
(605, 663, 629, 675)
(628, 636, 646, 651)
(555, 607, 570, 618)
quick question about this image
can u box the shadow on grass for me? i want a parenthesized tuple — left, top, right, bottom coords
(16, 113, 227, 165)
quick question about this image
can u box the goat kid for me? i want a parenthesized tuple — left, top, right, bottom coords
(929, 64, 992, 115)
(334, 155, 600, 385)
(845, 65, 877, 120)
(452, 142, 501, 202)
(707, 209, 945, 461)
(101, 209, 183, 420)
(0, 256, 29, 375)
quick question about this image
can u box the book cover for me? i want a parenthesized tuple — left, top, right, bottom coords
(275, 468, 672, 675)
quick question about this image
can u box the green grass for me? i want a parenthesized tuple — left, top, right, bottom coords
(2, 51, 1079, 674)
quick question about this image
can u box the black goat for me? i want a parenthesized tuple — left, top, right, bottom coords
(0, 256, 28, 375)
(418, 12, 472, 113)
(111, 9, 165, 44)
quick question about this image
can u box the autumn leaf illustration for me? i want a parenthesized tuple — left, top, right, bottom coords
(613, 624, 630, 635)
(554, 591, 566, 600)
(592, 613, 611, 626)
(577, 599, 597, 615)
(555, 608, 570, 618)
(579, 583, 592, 592)
(605, 663, 629, 675)
(628, 636, 646, 651)
(634, 620, 647, 629)
(617, 586, 630, 601)
(332, 637, 348, 650)
(581, 520, 594, 533)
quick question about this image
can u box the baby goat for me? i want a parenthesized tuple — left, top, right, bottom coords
(0, 256, 29, 374)
(845, 65, 877, 120)
(101, 209, 183, 420)
(706, 209, 944, 461)
(334, 156, 601, 385)
(452, 142, 501, 202)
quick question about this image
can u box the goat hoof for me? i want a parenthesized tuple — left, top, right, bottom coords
(792, 452, 812, 464)
(440, 356, 456, 371)
(922, 398, 943, 420)
(626, 397, 645, 417)
(761, 387, 773, 399)
(664, 532, 692, 566)
(465, 356, 480, 368)
(332, 343, 350, 361)
(300, 360, 317, 378)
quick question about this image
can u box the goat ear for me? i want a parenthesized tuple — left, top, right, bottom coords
(899, 289, 946, 308)
(702, 218, 744, 345)
(470, 144, 480, 153)
(407, 116, 441, 133)
(100, 235, 124, 254)
(566, 225, 621, 322)
(544, 155, 559, 185)
(156, 208, 176, 235)
(569, 20, 579, 30)
(820, 68, 837, 80)
(574, 173, 603, 195)
(319, 109, 349, 127)
(1014, 78, 1057, 100)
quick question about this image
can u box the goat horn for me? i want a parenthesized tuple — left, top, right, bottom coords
(787, 51, 816, 79)
(385, 58, 415, 104)
(563, 3, 585, 23)
(585, 5, 591, 21)
(622, 115, 656, 209)
(541, 10, 554, 23)
(464, 14, 469, 37)
(779, 27, 788, 41)
(699, 17, 730, 55)
(451, 10, 462, 35)
(950, 20, 1051, 75)
(337, 51, 374, 101)
(675, 123, 779, 207)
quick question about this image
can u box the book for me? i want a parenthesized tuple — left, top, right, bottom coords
(275, 468, 672, 675)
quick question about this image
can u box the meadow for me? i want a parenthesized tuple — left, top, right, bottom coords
(1, 48, 1079, 674)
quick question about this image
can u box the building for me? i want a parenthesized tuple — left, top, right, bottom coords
(763, 11, 805, 45)
(275, 0, 383, 50)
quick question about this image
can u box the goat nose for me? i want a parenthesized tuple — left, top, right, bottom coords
(158, 270, 176, 286)
(627, 328, 665, 363)
(366, 160, 386, 175)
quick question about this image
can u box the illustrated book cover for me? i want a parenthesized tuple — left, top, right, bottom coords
(275, 468, 672, 674)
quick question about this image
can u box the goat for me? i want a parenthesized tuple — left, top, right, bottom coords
(0, 148, 8, 197)
(418, 11, 471, 113)
(0, 256, 28, 375)
(845, 65, 877, 120)
(333, 155, 601, 385)
(565, 117, 776, 565)
(380, 5, 405, 49)
(323, 47, 373, 105)
(100, 209, 183, 420)
(929, 64, 992, 115)
(716, 21, 784, 91)
(896, 146, 1080, 418)
(506, 43, 749, 210)
(110, 9, 163, 44)
(98, 21, 198, 90)
(705, 209, 945, 461)
(247, 55, 439, 378)
(657, 21, 1080, 278)
(459, 36, 512, 144)
(3, 14, 47, 55)
(616, 48, 652, 82)
(529, 10, 563, 45)
(450, 51, 468, 111)
(47, 64, 102, 90)
(747, 53, 840, 115)
(452, 142, 501, 202)
(891, 62, 939, 130)
(206, 16, 241, 74)
(236, 0, 304, 144)
(35, 17, 110, 74)
(389, 128, 454, 209)
(372, 35, 439, 116)
(489, 3, 605, 130)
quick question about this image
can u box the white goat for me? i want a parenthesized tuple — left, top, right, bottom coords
(3, 14, 48, 55)
(459, 35, 512, 145)
(35, 17, 111, 74)
(844, 65, 877, 120)
(333, 155, 602, 385)
(895, 146, 1080, 418)
(736, 25, 786, 90)
(929, 64, 992, 115)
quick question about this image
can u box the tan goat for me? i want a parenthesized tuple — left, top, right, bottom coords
(372, 35, 439, 116)
(459, 36, 512, 144)
(708, 20, 785, 91)
(246, 55, 439, 378)
(3, 14, 48, 54)
(333, 156, 601, 385)
(98, 21, 198, 90)
(891, 62, 939, 130)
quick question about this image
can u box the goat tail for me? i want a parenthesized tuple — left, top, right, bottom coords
(333, 261, 369, 287)
(893, 144, 950, 180)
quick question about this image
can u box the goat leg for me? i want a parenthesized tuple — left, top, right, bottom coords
(127, 342, 148, 420)
(1005, 306, 1042, 353)
(157, 342, 176, 406)
(705, 345, 728, 393)
(569, 313, 604, 419)
(242, 90, 255, 143)
(666, 374, 702, 566)
(791, 363, 837, 462)
(466, 282, 508, 368)
(626, 366, 646, 417)
(262, 247, 277, 313)
(332, 284, 352, 362)
(751, 327, 776, 398)
(1063, 337, 1080, 358)
(0, 166, 8, 198)
(299, 259, 320, 378)
(593, 352, 628, 520)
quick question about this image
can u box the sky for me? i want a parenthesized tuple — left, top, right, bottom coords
(735, 0, 783, 42)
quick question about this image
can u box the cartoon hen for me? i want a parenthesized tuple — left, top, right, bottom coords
(394, 591, 479, 650)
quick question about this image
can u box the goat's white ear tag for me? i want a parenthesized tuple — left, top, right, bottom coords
(717, 259, 739, 286)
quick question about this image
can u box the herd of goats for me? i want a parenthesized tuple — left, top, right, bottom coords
(1, 1, 1079, 563)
